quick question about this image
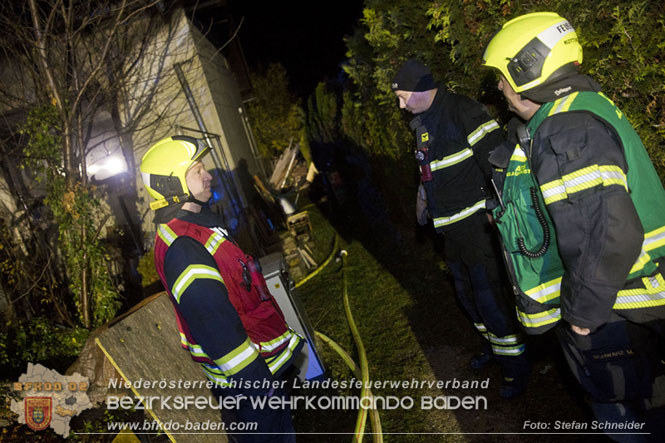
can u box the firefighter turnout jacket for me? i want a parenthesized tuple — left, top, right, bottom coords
(154, 209, 303, 392)
(493, 90, 665, 334)
(411, 87, 504, 232)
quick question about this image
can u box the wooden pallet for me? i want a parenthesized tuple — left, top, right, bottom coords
(286, 211, 312, 239)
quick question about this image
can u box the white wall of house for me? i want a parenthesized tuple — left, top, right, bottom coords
(126, 9, 261, 239)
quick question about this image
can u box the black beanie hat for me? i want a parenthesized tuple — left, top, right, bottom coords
(391, 59, 435, 92)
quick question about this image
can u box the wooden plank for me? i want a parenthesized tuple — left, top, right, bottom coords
(299, 247, 318, 268)
(268, 143, 292, 187)
(269, 141, 297, 189)
(96, 293, 226, 443)
(279, 144, 300, 189)
(253, 175, 276, 205)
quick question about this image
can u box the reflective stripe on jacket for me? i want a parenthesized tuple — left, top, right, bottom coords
(154, 218, 303, 382)
(495, 91, 665, 334)
(413, 89, 504, 232)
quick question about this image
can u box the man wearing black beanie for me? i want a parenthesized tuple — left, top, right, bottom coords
(392, 58, 531, 398)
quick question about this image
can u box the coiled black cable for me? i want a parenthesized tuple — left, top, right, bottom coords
(517, 187, 550, 258)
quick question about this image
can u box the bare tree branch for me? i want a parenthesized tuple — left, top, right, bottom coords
(28, 0, 64, 112)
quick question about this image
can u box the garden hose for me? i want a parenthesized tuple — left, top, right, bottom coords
(296, 235, 383, 442)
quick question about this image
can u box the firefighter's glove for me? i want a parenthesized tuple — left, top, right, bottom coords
(416, 184, 429, 226)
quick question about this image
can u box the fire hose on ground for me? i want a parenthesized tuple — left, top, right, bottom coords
(296, 235, 383, 443)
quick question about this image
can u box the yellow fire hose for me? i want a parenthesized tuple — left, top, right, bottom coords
(297, 235, 383, 443)
(316, 331, 383, 442)
(294, 235, 338, 289)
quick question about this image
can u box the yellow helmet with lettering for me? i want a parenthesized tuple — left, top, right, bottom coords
(140, 136, 210, 210)
(482, 12, 583, 93)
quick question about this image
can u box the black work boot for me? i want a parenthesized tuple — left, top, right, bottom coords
(470, 352, 492, 369)
(499, 371, 530, 399)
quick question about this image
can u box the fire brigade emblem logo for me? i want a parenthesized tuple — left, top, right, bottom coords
(25, 397, 52, 431)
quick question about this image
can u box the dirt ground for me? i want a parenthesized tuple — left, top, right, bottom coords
(399, 238, 608, 442)
(420, 328, 609, 443)
(391, 259, 611, 442)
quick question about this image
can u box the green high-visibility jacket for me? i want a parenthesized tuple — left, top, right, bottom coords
(494, 91, 665, 334)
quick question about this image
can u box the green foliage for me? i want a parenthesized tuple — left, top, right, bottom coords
(246, 64, 304, 158)
(298, 127, 313, 166)
(75, 408, 134, 437)
(305, 82, 340, 144)
(20, 105, 121, 328)
(0, 318, 89, 372)
(0, 223, 56, 316)
(340, 90, 410, 159)
(343, 0, 665, 179)
(137, 246, 159, 287)
(52, 182, 121, 327)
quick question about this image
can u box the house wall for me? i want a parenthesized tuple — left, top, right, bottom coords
(189, 22, 265, 204)
(0, 8, 260, 248)
(127, 9, 260, 243)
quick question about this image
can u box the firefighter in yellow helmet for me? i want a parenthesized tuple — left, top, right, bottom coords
(140, 135, 212, 222)
(483, 12, 665, 439)
(141, 136, 303, 442)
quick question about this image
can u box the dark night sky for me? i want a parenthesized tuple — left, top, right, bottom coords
(222, 0, 365, 98)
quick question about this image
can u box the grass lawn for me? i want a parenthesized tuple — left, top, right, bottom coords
(292, 200, 468, 442)
(291, 199, 600, 443)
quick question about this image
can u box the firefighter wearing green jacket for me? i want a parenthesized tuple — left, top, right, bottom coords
(483, 12, 665, 440)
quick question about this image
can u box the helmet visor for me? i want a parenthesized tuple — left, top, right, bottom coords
(172, 135, 211, 162)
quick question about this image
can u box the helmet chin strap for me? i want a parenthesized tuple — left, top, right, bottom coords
(186, 194, 209, 207)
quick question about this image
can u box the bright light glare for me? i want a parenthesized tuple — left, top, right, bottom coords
(86, 155, 126, 178)
(105, 157, 124, 175)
